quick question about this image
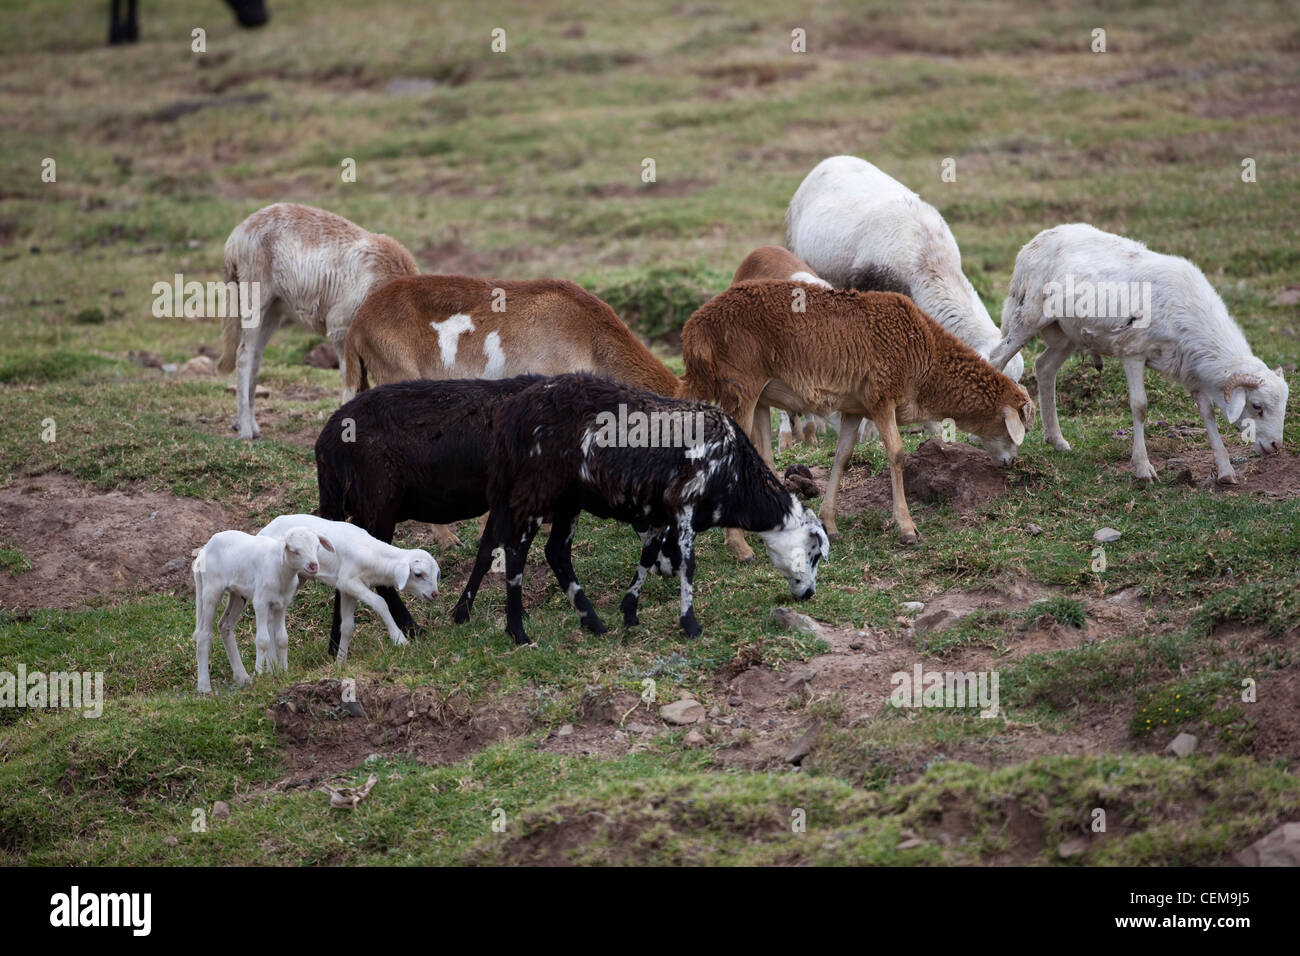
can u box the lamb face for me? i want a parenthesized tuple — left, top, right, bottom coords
(281, 527, 328, 576)
(967, 394, 1035, 467)
(759, 497, 830, 600)
(401, 550, 441, 601)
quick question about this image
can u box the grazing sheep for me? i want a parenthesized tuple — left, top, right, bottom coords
(313, 376, 678, 656)
(218, 203, 418, 440)
(480, 373, 829, 644)
(255, 515, 440, 662)
(730, 246, 834, 451)
(786, 155, 1025, 383)
(989, 223, 1289, 482)
(343, 274, 681, 399)
(682, 281, 1034, 548)
(192, 526, 331, 693)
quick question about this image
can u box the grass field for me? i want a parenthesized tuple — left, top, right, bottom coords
(1, 0, 1298, 866)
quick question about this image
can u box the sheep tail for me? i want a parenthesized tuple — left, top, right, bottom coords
(217, 251, 241, 374)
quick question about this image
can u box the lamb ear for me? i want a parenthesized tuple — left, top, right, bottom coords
(1224, 388, 1247, 423)
(1276, 366, 1286, 380)
(392, 560, 410, 591)
(1002, 406, 1026, 444)
(317, 535, 335, 553)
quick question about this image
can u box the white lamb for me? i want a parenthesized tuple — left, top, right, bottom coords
(193, 526, 331, 693)
(786, 155, 1025, 383)
(255, 514, 439, 661)
(989, 223, 1288, 482)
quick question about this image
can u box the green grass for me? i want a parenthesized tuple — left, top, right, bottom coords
(1, 0, 1298, 866)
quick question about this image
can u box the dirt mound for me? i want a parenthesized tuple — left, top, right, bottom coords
(1163, 448, 1300, 497)
(269, 679, 531, 782)
(836, 439, 1008, 517)
(0, 472, 235, 610)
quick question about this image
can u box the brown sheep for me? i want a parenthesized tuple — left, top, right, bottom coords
(730, 246, 834, 451)
(343, 274, 682, 549)
(681, 280, 1034, 549)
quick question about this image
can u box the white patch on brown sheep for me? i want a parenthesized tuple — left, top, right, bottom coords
(429, 313, 475, 368)
(482, 330, 507, 379)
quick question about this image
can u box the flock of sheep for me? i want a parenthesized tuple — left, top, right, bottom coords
(191, 154, 1290, 692)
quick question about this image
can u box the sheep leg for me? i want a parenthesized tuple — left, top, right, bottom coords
(753, 403, 776, 470)
(272, 604, 290, 670)
(349, 583, 409, 646)
(194, 575, 221, 694)
(503, 520, 541, 646)
(1194, 390, 1238, 484)
(453, 513, 504, 624)
(336, 592, 357, 662)
(430, 523, 464, 550)
(802, 415, 819, 444)
(778, 410, 795, 452)
(676, 514, 701, 638)
(543, 510, 607, 635)
(1035, 325, 1075, 451)
(620, 525, 668, 627)
(988, 323, 1035, 374)
(819, 412, 862, 540)
(874, 405, 918, 544)
(235, 305, 278, 440)
(1122, 356, 1158, 481)
(722, 393, 762, 564)
(217, 592, 250, 688)
(252, 603, 276, 675)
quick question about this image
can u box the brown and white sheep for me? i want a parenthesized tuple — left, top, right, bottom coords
(218, 203, 418, 440)
(342, 273, 682, 549)
(682, 281, 1035, 549)
(730, 246, 834, 451)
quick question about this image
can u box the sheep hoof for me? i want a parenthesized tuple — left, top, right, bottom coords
(1216, 469, 1239, 485)
(826, 528, 842, 543)
(898, 530, 919, 545)
(778, 433, 795, 452)
(679, 614, 703, 639)
(1049, 437, 1072, 452)
(452, 602, 472, 625)
(582, 615, 608, 635)
(1132, 462, 1158, 482)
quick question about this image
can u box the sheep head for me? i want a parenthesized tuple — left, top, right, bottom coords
(965, 386, 1035, 466)
(282, 527, 326, 576)
(758, 496, 830, 601)
(1221, 367, 1288, 454)
(397, 550, 440, 600)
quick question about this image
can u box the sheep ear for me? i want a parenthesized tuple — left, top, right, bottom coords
(1275, 366, 1286, 380)
(317, 535, 335, 553)
(1224, 388, 1247, 422)
(392, 560, 410, 591)
(1002, 406, 1026, 444)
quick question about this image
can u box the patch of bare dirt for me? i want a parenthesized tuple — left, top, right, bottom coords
(1164, 447, 1300, 497)
(1194, 85, 1300, 118)
(414, 238, 531, 276)
(268, 679, 532, 783)
(0, 472, 236, 610)
(834, 438, 1010, 518)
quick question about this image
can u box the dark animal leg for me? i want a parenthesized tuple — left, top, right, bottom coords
(544, 510, 606, 634)
(677, 515, 701, 638)
(453, 511, 504, 625)
(621, 525, 667, 627)
(504, 519, 541, 645)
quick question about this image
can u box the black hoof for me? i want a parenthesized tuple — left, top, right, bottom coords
(452, 602, 471, 625)
(679, 614, 702, 639)
(582, 615, 608, 635)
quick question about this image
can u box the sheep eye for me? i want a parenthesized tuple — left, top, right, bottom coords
(413, 569, 423, 577)
(1252, 403, 1263, 413)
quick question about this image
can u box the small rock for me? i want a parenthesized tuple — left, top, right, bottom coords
(1057, 837, 1088, 859)
(211, 801, 230, 820)
(770, 606, 820, 634)
(900, 601, 925, 613)
(161, 557, 186, 573)
(683, 730, 706, 747)
(556, 723, 574, 737)
(341, 700, 367, 718)
(625, 722, 655, 735)
(914, 608, 954, 633)
(1166, 732, 1197, 757)
(1269, 286, 1300, 307)
(130, 350, 163, 368)
(707, 705, 720, 718)
(1094, 527, 1122, 543)
(1024, 523, 1043, 536)
(660, 699, 705, 725)
(162, 835, 178, 847)
(176, 355, 215, 378)
(784, 721, 822, 765)
(304, 342, 339, 369)
(1235, 822, 1300, 866)
(364, 753, 382, 764)
(728, 696, 743, 707)
(161, 363, 179, 374)
(677, 689, 696, 701)
(896, 837, 924, 850)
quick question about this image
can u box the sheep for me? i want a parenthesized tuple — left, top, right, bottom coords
(478, 373, 830, 644)
(786, 155, 1025, 383)
(681, 281, 1035, 549)
(343, 274, 681, 400)
(192, 526, 331, 694)
(218, 203, 418, 440)
(989, 223, 1289, 483)
(254, 515, 440, 662)
(314, 375, 679, 656)
(730, 246, 834, 451)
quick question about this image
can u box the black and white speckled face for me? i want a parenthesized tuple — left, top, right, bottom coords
(759, 496, 829, 599)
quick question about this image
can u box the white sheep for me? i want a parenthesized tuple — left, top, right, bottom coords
(989, 223, 1289, 482)
(786, 155, 1025, 383)
(218, 203, 418, 440)
(255, 514, 439, 661)
(192, 527, 331, 693)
